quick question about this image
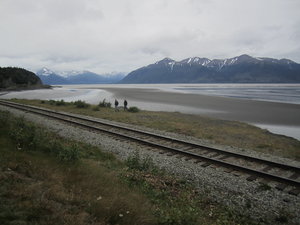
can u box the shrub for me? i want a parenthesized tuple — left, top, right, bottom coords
(74, 100, 90, 108)
(125, 151, 155, 172)
(49, 100, 56, 105)
(58, 143, 81, 162)
(9, 117, 37, 150)
(98, 99, 111, 108)
(55, 99, 66, 106)
(128, 106, 140, 113)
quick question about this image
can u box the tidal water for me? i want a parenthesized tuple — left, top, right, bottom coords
(1, 83, 300, 140)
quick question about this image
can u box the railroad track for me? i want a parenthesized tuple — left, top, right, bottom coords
(0, 99, 299, 195)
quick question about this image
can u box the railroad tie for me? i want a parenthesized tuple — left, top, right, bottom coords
(288, 173, 299, 180)
(201, 162, 211, 167)
(223, 168, 233, 173)
(184, 157, 193, 161)
(262, 165, 273, 172)
(167, 152, 176, 156)
(218, 155, 231, 160)
(247, 175, 258, 181)
(288, 188, 300, 196)
(210, 152, 221, 158)
(275, 183, 287, 191)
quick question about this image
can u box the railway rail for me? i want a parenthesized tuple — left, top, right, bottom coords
(0, 99, 299, 195)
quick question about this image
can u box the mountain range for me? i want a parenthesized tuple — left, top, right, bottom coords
(37, 68, 125, 85)
(120, 54, 300, 83)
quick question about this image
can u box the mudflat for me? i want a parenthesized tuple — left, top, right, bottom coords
(101, 87, 300, 126)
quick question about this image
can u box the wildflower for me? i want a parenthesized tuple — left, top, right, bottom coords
(119, 214, 124, 217)
(97, 196, 102, 201)
(126, 211, 130, 214)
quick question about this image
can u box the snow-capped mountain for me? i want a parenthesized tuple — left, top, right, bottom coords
(36, 68, 125, 85)
(120, 54, 300, 83)
(36, 67, 56, 76)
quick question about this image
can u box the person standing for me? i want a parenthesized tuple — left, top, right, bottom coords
(114, 99, 119, 111)
(124, 99, 128, 111)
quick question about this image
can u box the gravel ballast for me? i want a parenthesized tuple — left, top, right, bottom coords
(1, 105, 299, 225)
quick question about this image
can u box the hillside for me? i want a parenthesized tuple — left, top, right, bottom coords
(120, 54, 300, 83)
(0, 67, 44, 90)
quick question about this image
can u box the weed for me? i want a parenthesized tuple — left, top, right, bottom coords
(9, 116, 37, 150)
(257, 183, 272, 191)
(57, 143, 81, 162)
(125, 151, 156, 172)
(73, 100, 90, 108)
(48, 99, 56, 105)
(55, 99, 66, 106)
(99, 99, 111, 108)
(128, 106, 140, 113)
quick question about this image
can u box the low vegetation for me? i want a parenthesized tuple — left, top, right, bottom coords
(98, 99, 112, 108)
(9, 99, 300, 161)
(0, 110, 259, 225)
(128, 106, 140, 113)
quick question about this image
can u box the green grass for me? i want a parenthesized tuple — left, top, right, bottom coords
(0, 110, 262, 225)
(9, 99, 300, 161)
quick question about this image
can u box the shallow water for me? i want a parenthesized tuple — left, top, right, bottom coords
(1, 83, 300, 140)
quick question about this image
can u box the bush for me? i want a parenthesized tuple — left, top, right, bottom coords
(98, 99, 111, 108)
(49, 100, 56, 105)
(9, 117, 37, 150)
(125, 151, 155, 172)
(55, 99, 66, 106)
(73, 100, 90, 108)
(128, 106, 140, 113)
(58, 143, 81, 162)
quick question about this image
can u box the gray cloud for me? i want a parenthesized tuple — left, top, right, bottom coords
(0, 0, 300, 74)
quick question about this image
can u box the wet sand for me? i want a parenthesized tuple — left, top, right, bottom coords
(101, 87, 300, 126)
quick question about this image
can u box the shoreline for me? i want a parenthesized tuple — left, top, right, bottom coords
(100, 87, 300, 140)
(1, 84, 299, 139)
(101, 87, 300, 126)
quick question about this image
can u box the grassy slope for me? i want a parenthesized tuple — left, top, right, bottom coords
(10, 99, 300, 161)
(0, 110, 260, 225)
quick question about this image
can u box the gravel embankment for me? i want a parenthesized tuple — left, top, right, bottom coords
(1, 105, 299, 225)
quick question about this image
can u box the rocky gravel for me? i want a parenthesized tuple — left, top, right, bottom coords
(1, 104, 299, 225)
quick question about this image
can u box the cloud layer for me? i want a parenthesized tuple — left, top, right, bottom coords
(1, 0, 300, 74)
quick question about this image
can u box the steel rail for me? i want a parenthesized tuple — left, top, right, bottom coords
(1, 100, 299, 172)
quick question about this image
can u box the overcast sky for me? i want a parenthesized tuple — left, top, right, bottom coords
(0, 0, 300, 74)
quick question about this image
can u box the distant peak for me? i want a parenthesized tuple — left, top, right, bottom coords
(37, 67, 55, 76)
(238, 54, 252, 58)
(155, 57, 175, 64)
